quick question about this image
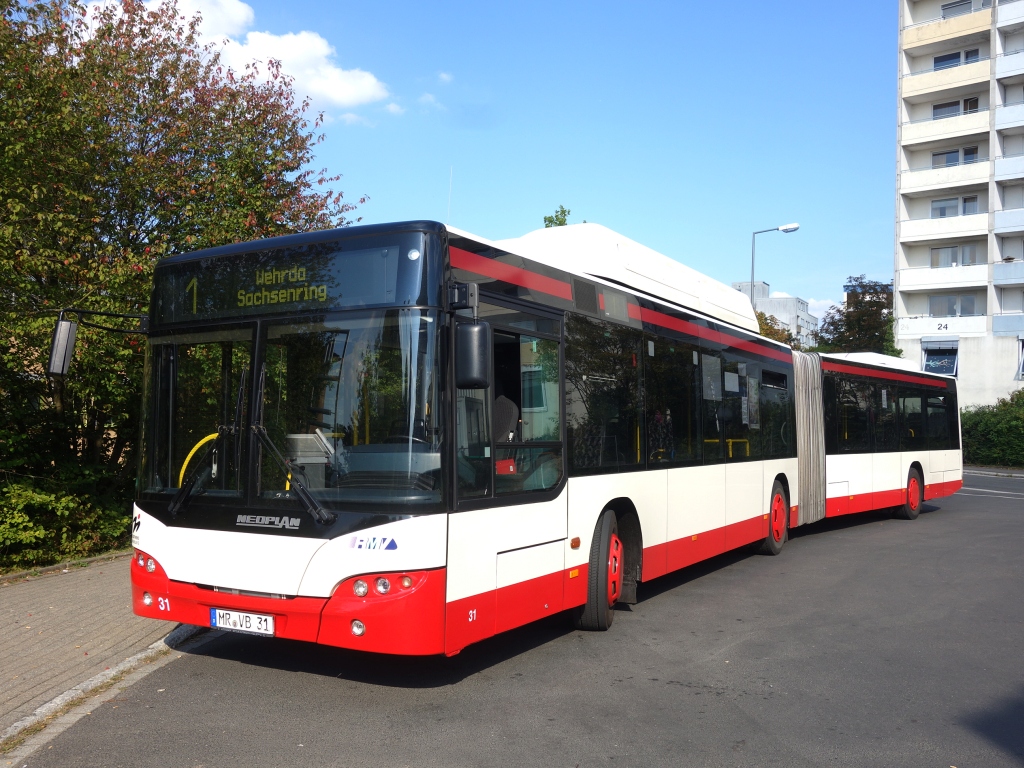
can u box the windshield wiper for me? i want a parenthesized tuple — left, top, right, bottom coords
(252, 365, 336, 525)
(168, 367, 248, 518)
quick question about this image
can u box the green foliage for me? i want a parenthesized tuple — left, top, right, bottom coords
(0, 472, 130, 570)
(756, 311, 795, 347)
(812, 275, 902, 357)
(543, 205, 571, 227)
(0, 0, 360, 567)
(960, 389, 1024, 467)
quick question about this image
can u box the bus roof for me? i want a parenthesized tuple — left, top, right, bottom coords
(485, 223, 760, 334)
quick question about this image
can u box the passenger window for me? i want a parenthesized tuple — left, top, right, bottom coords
(760, 369, 793, 459)
(875, 385, 899, 452)
(456, 383, 492, 499)
(722, 356, 762, 462)
(566, 315, 644, 473)
(836, 377, 872, 453)
(644, 336, 701, 465)
(899, 390, 926, 451)
(700, 351, 725, 463)
(493, 330, 563, 495)
(926, 394, 951, 450)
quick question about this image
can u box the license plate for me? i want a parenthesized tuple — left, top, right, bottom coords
(210, 608, 274, 636)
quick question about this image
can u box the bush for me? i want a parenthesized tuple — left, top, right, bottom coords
(0, 478, 130, 572)
(960, 389, 1024, 468)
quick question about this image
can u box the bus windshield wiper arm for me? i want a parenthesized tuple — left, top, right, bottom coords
(252, 425, 336, 525)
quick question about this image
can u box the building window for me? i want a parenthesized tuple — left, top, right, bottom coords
(1017, 341, 1024, 379)
(941, 0, 972, 18)
(964, 97, 980, 113)
(933, 101, 961, 119)
(961, 243, 982, 265)
(933, 149, 959, 168)
(929, 293, 985, 317)
(963, 146, 979, 164)
(963, 195, 979, 215)
(965, 48, 980, 64)
(924, 348, 959, 376)
(934, 52, 961, 70)
(931, 246, 958, 267)
(931, 198, 959, 218)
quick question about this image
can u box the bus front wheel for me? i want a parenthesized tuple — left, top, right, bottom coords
(895, 468, 923, 520)
(572, 509, 622, 631)
(757, 480, 788, 556)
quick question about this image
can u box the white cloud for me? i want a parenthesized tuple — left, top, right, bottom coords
(99, 0, 391, 113)
(769, 291, 792, 299)
(418, 93, 444, 109)
(438, 72, 453, 84)
(338, 112, 372, 126)
(385, 102, 405, 115)
(808, 298, 839, 319)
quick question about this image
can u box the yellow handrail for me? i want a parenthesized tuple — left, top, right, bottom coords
(178, 433, 219, 487)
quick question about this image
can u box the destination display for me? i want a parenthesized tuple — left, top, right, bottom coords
(151, 232, 431, 325)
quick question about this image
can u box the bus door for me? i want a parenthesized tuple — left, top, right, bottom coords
(446, 301, 567, 653)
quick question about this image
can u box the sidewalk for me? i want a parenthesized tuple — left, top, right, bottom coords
(964, 464, 1024, 478)
(0, 553, 172, 738)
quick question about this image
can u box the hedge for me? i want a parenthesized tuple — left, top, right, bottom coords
(960, 389, 1024, 468)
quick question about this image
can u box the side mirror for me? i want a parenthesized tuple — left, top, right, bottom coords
(47, 319, 78, 378)
(455, 321, 491, 389)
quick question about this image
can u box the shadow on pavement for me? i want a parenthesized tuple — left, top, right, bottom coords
(962, 686, 1024, 762)
(179, 611, 576, 689)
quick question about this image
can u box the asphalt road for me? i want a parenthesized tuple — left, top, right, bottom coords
(19, 474, 1024, 768)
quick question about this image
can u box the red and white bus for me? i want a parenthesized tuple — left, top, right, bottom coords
(122, 221, 961, 655)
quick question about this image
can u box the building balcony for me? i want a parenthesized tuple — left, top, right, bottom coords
(900, 159, 990, 194)
(897, 314, 988, 337)
(898, 264, 990, 290)
(995, 206, 1024, 233)
(998, 0, 1024, 27)
(996, 101, 1024, 131)
(900, 212, 989, 242)
(902, 59, 989, 99)
(997, 50, 1024, 80)
(994, 258, 1024, 284)
(995, 153, 1024, 181)
(993, 312, 1024, 334)
(902, 108, 989, 145)
(903, 5, 992, 52)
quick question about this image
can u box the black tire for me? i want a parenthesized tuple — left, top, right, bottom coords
(757, 480, 788, 556)
(895, 468, 923, 520)
(572, 509, 623, 631)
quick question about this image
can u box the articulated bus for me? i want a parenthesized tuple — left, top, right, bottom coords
(123, 221, 962, 655)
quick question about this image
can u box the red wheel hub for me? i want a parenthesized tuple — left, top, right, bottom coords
(771, 492, 786, 543)
(908, 477, 920, 511)
(606, 532, 622, 607)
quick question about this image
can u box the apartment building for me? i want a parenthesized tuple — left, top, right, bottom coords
(896, 0, 1024, 406)
(732, 281, 819, 348)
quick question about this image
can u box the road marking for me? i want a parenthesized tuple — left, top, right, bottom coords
(961, 487, 1024, 497)
(955, 491, 1023, 500)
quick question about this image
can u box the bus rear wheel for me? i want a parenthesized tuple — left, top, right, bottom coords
(572, 509, 622, 631)
(895, 468, 923, 520)
(757, 480, 788, 556)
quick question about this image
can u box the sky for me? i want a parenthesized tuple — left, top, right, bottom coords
(160, 0, 900, 319)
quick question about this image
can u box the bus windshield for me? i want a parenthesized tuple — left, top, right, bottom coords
(139, 309, 443, 511)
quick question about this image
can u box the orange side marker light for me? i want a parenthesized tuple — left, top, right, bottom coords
(569, 569, 579, 579)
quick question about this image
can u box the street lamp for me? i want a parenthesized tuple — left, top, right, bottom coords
(750, 223, 800, 304)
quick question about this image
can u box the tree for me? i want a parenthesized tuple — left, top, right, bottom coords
(813, 275, 902, 357)
(0, 0, 362, 567)
(756, 311, 795, 347)
(543, 205, 570, 227)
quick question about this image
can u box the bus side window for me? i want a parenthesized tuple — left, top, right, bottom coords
(721, 355, 761, 462)
(836, 377, 872, 453)
(926, 394, 951, 450)
(899, 389, 926, 451)
(760, 368, 793, 459)
(565, 314, 643, 473)
(874, 385, 899, 452)
(700, 350, 725, 463)
(643, 336, 701, 466)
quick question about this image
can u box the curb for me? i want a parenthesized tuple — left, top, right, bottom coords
(0, 548, 134, 584)
(963, 468, 1024, 478)
(0, 623, 207, 744)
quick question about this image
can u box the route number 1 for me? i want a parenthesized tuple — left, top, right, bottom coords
(185, 277, 197, 314)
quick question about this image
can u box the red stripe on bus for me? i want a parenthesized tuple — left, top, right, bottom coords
(628, 304, 793, 363)
(450, 246, 574, 301)
(821, 361, 948, 389)
(825, 479, 962, 516)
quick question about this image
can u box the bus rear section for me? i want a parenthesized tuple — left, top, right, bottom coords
(790, 351, 962, 527)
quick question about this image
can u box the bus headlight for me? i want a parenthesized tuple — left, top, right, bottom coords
(351, 619, 365, 636)
(353, 579, 368, 597)
(146, 558, 156, 573)
(375, 577, 391, 594)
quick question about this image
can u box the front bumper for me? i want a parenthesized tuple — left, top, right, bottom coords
(131, 551, 447, 655)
